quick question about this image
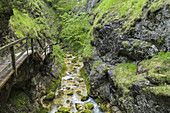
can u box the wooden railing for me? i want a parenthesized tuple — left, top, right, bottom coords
(0, 37, 53, 85)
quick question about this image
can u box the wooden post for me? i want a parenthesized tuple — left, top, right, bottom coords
(10, 46, 17, 77)
(31, 38, 34, 57)
(26, 37, 29, 63)
(44, 39, 46, 57)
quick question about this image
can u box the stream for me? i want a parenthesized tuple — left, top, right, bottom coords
(49, 52, 103, 113)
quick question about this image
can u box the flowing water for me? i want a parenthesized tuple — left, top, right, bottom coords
(49, 53, 103, 113)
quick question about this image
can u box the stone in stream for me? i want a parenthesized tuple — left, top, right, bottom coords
(66, 87, 70, 90)
(81, 96, 89, 101)
(67, 92, 74, 96)
(76, 105, 82, 110)
(58, 107, 70, 113)
(66, 100, 70, 104)
(85, 103, 94, 110)
(76, 91, 81, 95)
(78, 79, 84, 82)
(67, 78, 73, 80)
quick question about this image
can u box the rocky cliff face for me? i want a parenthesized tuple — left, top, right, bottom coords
(0, 53, 64, 113)
(84, 1, 170, 113)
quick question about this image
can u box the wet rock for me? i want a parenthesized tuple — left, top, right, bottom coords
(85, 103, 94, 110)
(44, 92, 55, 100)
(58, 107, 70, 113)
(84, 3, 170, 113)
(67, 92, 74, 96)
(81, 96, 89, 101)
(76, 91, 81, 95)
(76, 105, 82, 110)
(78, 79, 84, 82)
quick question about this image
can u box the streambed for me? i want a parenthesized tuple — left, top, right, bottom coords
(49, 53, 103, 113)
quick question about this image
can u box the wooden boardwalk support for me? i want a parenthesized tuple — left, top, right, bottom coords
(10, 46, 17, 77)
(0, 37, 53, 90)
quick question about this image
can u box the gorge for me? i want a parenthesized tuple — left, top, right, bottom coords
(0, 0, 169, 113)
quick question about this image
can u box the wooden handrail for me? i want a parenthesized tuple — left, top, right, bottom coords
(0, 37, 27, 52)
(0, 36, 53, 79)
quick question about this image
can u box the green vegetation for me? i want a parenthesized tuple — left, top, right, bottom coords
(81, 96, 89, 101)
(59, 11, 91, 52)
(83, 44, 93, 58)
(89, 0, 169, 40)
(140, 52, 170, 96)
(67, 92, 74, 96)
(9, 0, 58, 38)
(80, 67, 92, 95)
(78, 79, 84, 82)
(149, 84, 170, 96)
(112, 63, 145, 94)
(129, 40, 152, 51)
(85, 103, 94, 110)
(95, 97, 110, 112)
(58, 107, 70, 113)
(76, 105, 82, 110)
(10, 92, 30, 110)
(44, 92, 55, 100)
(140, 52, 170, 84)
(92, 61, 102, 69)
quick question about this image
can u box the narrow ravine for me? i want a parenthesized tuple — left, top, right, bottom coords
(50, 52, 103, 113)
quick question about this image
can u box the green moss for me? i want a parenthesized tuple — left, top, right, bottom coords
(44, 92, 55, 100)
(78, 79, 84, 82)
(67, 92, 73, 95)
(72, 59, 77, 63)
(80, 67, 92, 95)
(81, 109, 92, 113)
(149, 84, 170, 96)
(58, 107, 70, 113)
(81, 96, 89, 101)
(83, 44, 93, 58)
(140, 52, 170, 84)
(85, 103, 94, 110)
(76, 105, 82, 110)
(10, 92, 30, 110)
(92, 61, 102, 69)
(130, 40, 152, 51)
(122, 41, 129, 48)
(112, 63, 145, 94)
(92, 0, 168, 34)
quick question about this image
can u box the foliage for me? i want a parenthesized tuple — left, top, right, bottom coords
(92, 61, 102, 69)
(59, 11, 91, 52)
(140, 52, 170, 84)
(112, 63, 145, 94)
(89, 0, 169, 39)
(83, 44, 93, 58)
(9, 0, 58, 39)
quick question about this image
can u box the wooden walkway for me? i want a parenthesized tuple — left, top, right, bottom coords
(0, 37, 53, 89)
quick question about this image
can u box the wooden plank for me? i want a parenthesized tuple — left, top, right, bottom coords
(0, 37, 27, 52)
(16, 50, 27, 61)
(10, 46, 17, 77)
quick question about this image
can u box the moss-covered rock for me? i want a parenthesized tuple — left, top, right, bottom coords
(78, 79, 84, 82)
(44, 92, 55, 100)
(85, 103, 94, 110)
(58, 107, 70, 113)
(67, 92, 74, 96)
(76, 105, 81, 110)
(81, 96, 89, 101)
